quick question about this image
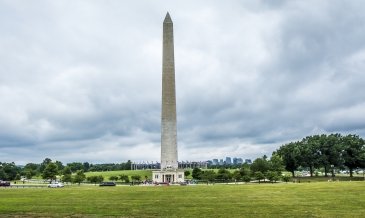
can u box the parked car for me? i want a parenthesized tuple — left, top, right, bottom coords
(48, 183, 64, 188)
(99, 182, 116, 186)
(0, 181, 10, 186)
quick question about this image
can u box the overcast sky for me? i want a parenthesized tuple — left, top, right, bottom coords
(1, 0, 365, 165)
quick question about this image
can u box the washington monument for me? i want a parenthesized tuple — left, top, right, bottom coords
(161, 12, 178, 170)
(153, 12, 184, 183)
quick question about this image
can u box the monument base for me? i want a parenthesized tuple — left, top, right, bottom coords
(152, 169, 185, 183)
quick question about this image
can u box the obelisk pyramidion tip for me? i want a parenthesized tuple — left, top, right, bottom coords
(164, 12, 172, 23)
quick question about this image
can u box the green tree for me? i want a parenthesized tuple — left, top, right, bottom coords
(318, 134, 343, 177)
(216, 168, 232, 182)
(269, 153, 285, 174)
(192, 168, 202, 180)
(0, 168, 6, 180)
(201, 170, 216, 183)
(24, 169, 35, 179)
(277, 142, 301, 177)
(15, 173, 21, 180)
(61, 166, 72, 184)
(83, 162, 90, 172)
(341, 134, 365, 177)
(184, 170, 191, 177)
(124, 160, 132, 170)
(242, 175, 251, 183)
(282, 174, 291, 183)
(62, 166, 72, 175)
(239, 164, 251, 177)
(97, 175, 104, 184)
(250, 157, 270, 175)
(232, 170, 241, 182)
(23, 163, 40, 176)
(299, 135, 321, 177)
(39, 158, 52, 173)
(87, 175, 104, 185)
(67, 162, 84, 173)
(24, 163, 39, 171)
(42, 162, 58, 182)
(54, 161, 64, 172)
(87, 176, 96, 184)
(1, 162, 21, 180)
(131, 175, 141, 184)
(119, 174, 130, 183)
(109, 176, 119, 181)
(254, 171, 265, 184)
(266, 171, 279, 183)
(73, 170, 86, 185)
(62, 174, 72, 184)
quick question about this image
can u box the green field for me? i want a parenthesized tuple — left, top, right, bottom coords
(1, 182, 365, 217)
(84, 170, 196, 181)
(85, 170, 153, 180)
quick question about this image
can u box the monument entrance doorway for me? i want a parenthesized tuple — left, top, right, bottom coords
(165, 174, 172, 183)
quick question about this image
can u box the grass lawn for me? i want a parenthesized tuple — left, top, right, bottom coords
(85, 170, 152, 180)
(0, 182, 364, 217)
(292, 176, 364, 182)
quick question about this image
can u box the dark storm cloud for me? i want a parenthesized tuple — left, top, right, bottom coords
(258, 1, 365, 137)
(175, 0, 365, 159)
(1, 0, 365, 164)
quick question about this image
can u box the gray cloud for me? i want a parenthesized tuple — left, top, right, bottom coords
(1, 0, 365, 165)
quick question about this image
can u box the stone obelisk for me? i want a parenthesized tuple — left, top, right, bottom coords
(153, 13, 184, 183)
(161, 12, 178, 170)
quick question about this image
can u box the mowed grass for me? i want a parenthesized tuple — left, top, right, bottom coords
(0, 182, 364, 217)
(85, 170, 152, 180)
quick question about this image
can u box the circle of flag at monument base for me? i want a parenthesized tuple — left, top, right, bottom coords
(131, 161, 208, 170)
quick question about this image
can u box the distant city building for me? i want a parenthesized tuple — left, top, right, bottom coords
(245, 159, 252, 164)
(212, 159, 219, 165)
(207, 157, 246, 166)
(225, 157, 232, 165)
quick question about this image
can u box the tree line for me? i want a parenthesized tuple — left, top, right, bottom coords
(39, 161, 144, 185)
(0, 158, 132, 181)
(275, 134, 365, 177)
